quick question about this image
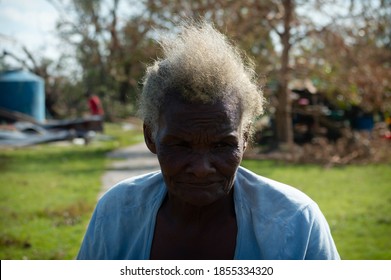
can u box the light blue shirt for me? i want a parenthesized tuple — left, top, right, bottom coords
(77, 167, 340, 259)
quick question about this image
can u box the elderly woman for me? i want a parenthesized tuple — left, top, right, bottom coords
(77, 21, 339, 260)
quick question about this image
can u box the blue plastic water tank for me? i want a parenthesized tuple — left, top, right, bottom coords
(0, 69, 45, 122)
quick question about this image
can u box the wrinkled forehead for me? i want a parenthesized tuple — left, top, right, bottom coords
(160, 92, 243, 127)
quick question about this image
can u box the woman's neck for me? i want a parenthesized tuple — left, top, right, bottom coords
(162, 189, 236, 228)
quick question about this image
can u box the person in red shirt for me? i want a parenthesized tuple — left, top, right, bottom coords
(88, 94, 104, 116)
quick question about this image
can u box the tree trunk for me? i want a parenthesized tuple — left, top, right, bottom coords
(275, 0, 294, 149)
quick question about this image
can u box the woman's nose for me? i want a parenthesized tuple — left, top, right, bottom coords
(185, 153, 216, 178)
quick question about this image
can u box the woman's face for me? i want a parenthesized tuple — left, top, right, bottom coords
(148, 95, 247, 207)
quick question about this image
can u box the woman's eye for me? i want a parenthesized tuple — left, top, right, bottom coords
(175, 142, 191, 148)
(214, 142, 229, 149)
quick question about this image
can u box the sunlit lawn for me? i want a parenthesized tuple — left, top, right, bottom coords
(1, 122, 390, 259)
(241, 160, 391, 260)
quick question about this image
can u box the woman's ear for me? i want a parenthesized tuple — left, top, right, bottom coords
(143, 123, 157, 154)
(242, 123, 251, 152)
(243, 131, 249, 152)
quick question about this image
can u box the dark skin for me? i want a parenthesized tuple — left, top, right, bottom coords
(144, 95, 248, 259)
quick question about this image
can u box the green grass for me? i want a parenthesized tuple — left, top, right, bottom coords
(241, 160, 391, 260)
(0, 122, 143, 259)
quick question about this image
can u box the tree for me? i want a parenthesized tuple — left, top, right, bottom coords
(266, 0, 295, 147)
(311, 0, 391, 114)
(286, 0, 391, 118)
(51, 0, 158, 119)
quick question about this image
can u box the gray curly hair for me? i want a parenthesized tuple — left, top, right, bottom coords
(138, 20, 265, 139)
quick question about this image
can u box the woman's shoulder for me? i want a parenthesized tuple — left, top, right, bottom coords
(235, 166, 316, 213)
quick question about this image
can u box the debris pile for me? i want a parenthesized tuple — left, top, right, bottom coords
(245, 123, 391, 167)
(0, 107, 103, 148)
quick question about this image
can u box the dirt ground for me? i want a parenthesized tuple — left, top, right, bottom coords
(100, 142, 160, 197)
